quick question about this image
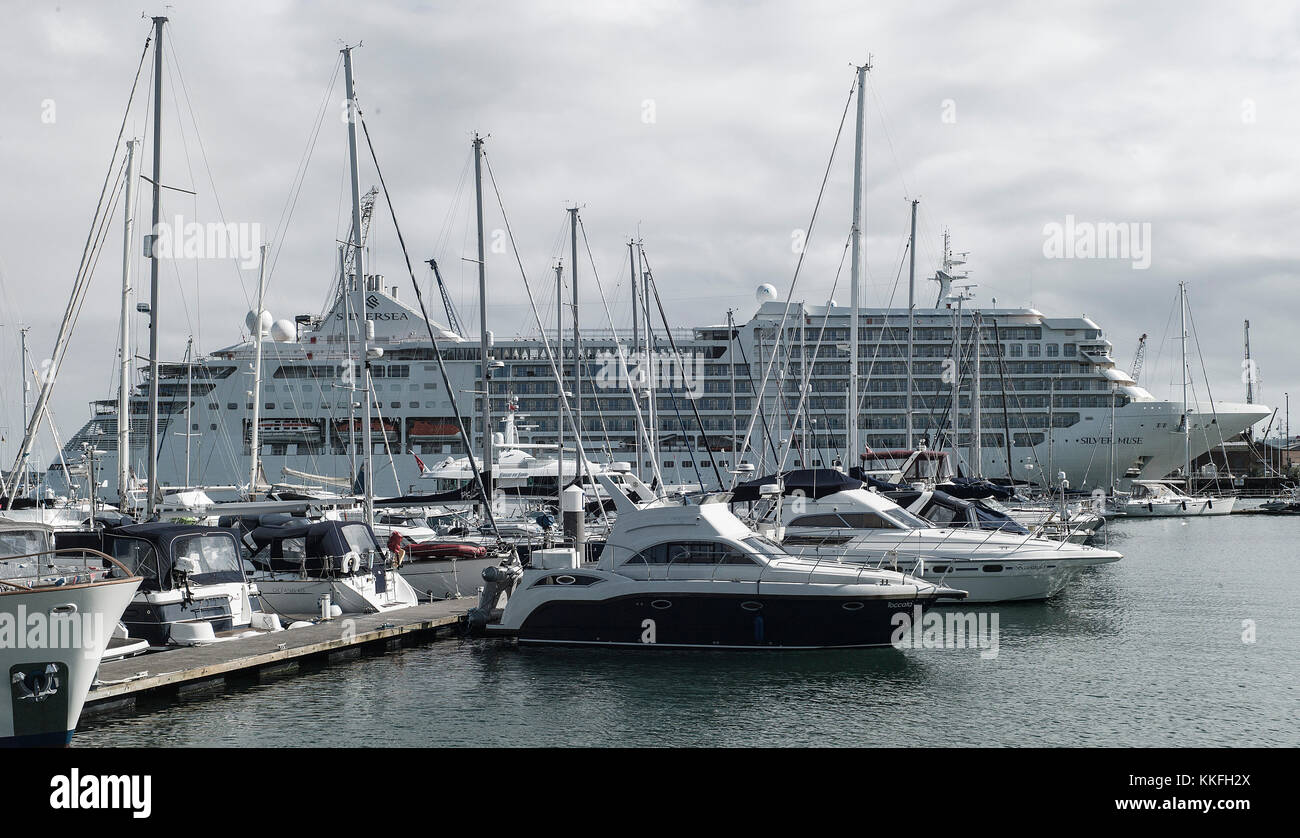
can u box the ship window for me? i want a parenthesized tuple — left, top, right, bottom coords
(228, 403, 237, 410)
(1046, 344, 1059, 357)
(623, 540, 755, 566)
(1028, 344, 1041, 357)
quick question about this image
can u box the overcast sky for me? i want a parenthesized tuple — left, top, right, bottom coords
(2, 0, 1298, 470)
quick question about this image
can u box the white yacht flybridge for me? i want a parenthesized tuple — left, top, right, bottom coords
(481, 473, 966, 648)
(733, 470, 1122, 603)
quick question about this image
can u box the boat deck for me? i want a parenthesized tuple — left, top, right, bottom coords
(84, 598, 476, 718)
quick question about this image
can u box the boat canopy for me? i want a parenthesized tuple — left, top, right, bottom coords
(886, 489, 1029, 534)
(246, 520, 381, 572)
(730, 468, 864, 502)
(102, 523, 246, 590)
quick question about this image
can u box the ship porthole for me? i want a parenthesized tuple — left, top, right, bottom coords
(741, 601, 763, 611)
(651, 599, 672, 610)
(841, 601, 865, 611)
(554, 575, 576, 586)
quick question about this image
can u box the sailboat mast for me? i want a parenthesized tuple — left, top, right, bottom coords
(183, 336, 193, 488)
(145, 15, 166, 519)
(569, 207, 582, 484)
(118, 138, 138, 507)
(1180, 281, 1189, 482)
(906, 198, 917, 449)
(1243, 319, 1253, 405)
(728, 308, 738, 470)
(1047, 376, 1055, 491)
(1109, 380, 1117, 495)
(848, 60, 869, 466)
(970, 310, 982, 478)
(629, 240, 640, 475)
(639, 243, 656, 470)
(950, 296, 961, 472)
(473, 133, 493, 506)
(555, 260, 564, 501)
(248, 245, 268, 499)
(343, 45, 373, 523)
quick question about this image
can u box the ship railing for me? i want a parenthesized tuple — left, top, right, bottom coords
(262, 548, 402, 581)
(0, 548, 137, 591)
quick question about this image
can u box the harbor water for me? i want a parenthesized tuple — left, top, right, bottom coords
(76, 514, 1297, 747)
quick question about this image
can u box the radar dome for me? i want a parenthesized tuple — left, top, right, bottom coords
(245, 310, 273, 337)
(756, 284, 778, 303)
(270, 319, 296, 342)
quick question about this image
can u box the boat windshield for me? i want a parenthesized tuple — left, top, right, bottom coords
(881, 505, 932, 530)
(172, 535, 242, 576)
(743, 535, 789, 561)
(340, 524, 379, 554)
(0, 528, 52, 558)
(380, 515, 428, 529)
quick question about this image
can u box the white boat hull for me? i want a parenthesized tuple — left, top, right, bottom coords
(254, 571, 418, 617)
(397, 557, 500, 600)
(2, 577, 139, 746)
(1118, 496, 1235, 517)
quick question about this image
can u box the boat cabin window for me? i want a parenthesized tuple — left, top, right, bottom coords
(110, 537, 161, 585)
(340, 524, 379, 555)
(789, 512, 897, 529)
(623, 540, 758, 566)
(922, 504, 960, 526)
(275, 537, 307, 560)
(0, 529, 50, 557)
(172, 535, 242, 576)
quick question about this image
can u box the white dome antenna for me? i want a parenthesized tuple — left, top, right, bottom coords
(245, 309, 273, 337)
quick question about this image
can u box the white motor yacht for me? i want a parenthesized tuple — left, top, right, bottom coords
(483, 473, 965, 648)
(736, 470, 1122, 603)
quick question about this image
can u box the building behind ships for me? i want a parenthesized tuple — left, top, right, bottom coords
(46, 271, 1270, 501)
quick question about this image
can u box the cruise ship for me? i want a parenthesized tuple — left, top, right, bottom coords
(45, 264, 1269, 502)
